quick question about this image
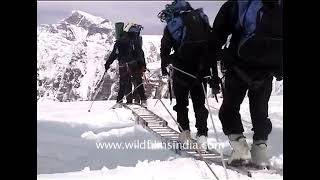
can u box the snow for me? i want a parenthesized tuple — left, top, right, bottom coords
(81, 126, 148, 141)
(37, 101, 134, 129)
(68, 24, 88, 42)
(269, 154, 283, 170)
(38, 158, 282, 180)
(71, 10, 105, 24)
(142, 35, 162, 64)
(146, 61, 161, 70)
(37, 97, 283, 179)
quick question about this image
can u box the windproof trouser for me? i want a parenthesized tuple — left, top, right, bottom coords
(117, 66, 133, 103)
(131, 72, 147, 102)
(218, 69, 273, 140)
(172, 73, 209, 136)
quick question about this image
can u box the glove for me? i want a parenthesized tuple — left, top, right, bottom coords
(161, 54, 176, 76)
(161, 60, 169, 76)
(208, 76, 221, 95)
(211, 83, 220, 95)
(143, 65, 147, 72)
(161, 66, 168, 76)
(220, 48, 235, 68)
(273, 69, 283, 81)
(105, 64, 109, 72)
(275, 74, 283, 81)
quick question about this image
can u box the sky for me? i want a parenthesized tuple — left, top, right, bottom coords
(37, 1, 226, 35)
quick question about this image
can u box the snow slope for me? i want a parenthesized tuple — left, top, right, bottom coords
(37, 97, 283, 179)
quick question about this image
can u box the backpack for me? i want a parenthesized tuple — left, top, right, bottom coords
(115, 22, 124, 40)
(158, 1, 212, 77)
(235, 0, 283, 71)
(170, 9, 210, 52)
(120, 34, 145, 73)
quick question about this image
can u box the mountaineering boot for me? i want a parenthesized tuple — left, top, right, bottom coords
(126, 99, 133, 104)
(178, 130, 192, 149)
(250, 140, 269, 168)
(196, 134, 208, 151)
(141, 100, 148, 108)
(112, 100, 123, 109)
(134, 96, 141, 104)
(228, 134, 251, 166)
(112, 103, 123, 109)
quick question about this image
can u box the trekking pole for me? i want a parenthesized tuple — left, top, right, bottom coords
(169, 64, 197, 79)
(201, 81, 220, 143)
(157, 98, 220, 180)
(201, 82, 229, 179)
(88, 72, 106, 112)
(153, 75, 163, 107)
(195, 148, 220, 180)
(168, 64, 228, 179)
(158, 99, 182, 132)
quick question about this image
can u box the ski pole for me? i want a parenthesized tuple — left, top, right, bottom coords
(158, 99, 182, 132)
(201, 82, 220, 142)
(168, 64, 197, 79)
(201, 82, 228, 179)
(168, 68, 173, 105)
(88, 72, 106, 112)
(195, 148, 220, 180)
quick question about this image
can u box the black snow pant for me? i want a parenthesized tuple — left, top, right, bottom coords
(131, 72, 147, 103)
(218, 69, 273, 141)
(117, 67, 146, 103)
(117, 67, 133, 103)
(172, 73, 209, 136)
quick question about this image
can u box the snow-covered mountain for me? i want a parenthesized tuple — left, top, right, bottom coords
(37, 10, 282, 102)
(37, 10, 162, 102)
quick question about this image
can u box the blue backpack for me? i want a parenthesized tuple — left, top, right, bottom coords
(235, 0, 283, 70)
(158, 0, 211, 52)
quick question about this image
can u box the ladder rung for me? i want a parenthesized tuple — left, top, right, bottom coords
(148, 125, 163, 128)
(150, 127, 168, 129)
(159, 134, 179, 137)
(153, 129, 175, 132)
(156, 131, 178, 134)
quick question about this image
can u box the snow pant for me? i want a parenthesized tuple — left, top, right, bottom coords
(116, 67, 146, 103)
(131, 72, 147, 103)
(172, 73, 209, 136)
(218, 69, 273, 141)
(117, 67, 134, 103)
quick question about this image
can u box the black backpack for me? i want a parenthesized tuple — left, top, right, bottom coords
(177, 9, 211, 56)
(237, 0, 283, 72)
(167, 9, 211, 75)
(158, 1, 211, 76)
(123, 35, 145, 73)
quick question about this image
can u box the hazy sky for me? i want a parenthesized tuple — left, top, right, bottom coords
(37, 1, 225, 35)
